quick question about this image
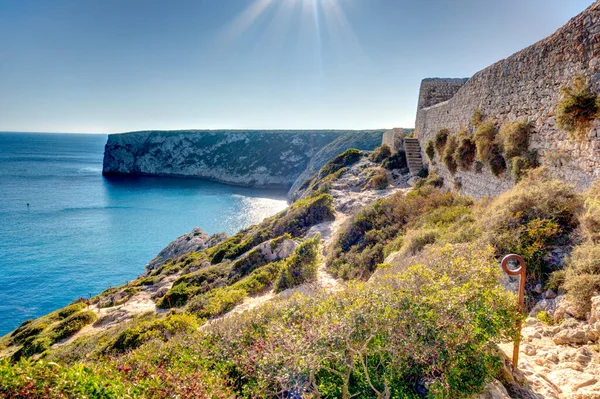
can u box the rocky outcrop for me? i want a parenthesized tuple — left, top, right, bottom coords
(103, 130, 385, 189)
(286, 130, 387, 198)
(146, 228, 227, 271)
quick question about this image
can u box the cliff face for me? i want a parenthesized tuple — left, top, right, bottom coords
(415, 1, 600, 198)
(103, 130, 384, 189)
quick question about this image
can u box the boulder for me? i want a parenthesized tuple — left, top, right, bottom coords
(146, 228, 227, 271)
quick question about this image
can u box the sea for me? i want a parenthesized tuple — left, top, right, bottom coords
(0, 132, 288, 336)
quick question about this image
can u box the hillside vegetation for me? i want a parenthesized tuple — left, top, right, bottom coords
(2, 148, 600, 398)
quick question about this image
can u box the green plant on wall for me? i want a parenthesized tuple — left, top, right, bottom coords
(498, 120, 531, 159)
(425, 139, 436, 162)
(472, 109, 483, 128)
(454, 137, 476, 171)
(556, 76, 600, 141)
(434, 128, 449, 155)
(442, 135, 459, 174)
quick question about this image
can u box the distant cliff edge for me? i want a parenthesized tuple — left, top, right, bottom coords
(102, 130, 385, 193)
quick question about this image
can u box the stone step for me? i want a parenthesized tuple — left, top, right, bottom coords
(403, 138, 424, 176)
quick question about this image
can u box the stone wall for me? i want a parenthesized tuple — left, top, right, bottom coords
(415, 1, 600, 198)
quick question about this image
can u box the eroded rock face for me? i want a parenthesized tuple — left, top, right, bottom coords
(146, 228, 227, 271)
(103, 130, 385, 188)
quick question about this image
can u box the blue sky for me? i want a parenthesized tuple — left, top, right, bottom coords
(0, 0, 593, 133)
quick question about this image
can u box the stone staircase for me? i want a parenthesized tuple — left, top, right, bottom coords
(404, 138, 424, 175)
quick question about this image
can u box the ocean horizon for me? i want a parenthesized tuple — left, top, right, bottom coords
(0, 132, 288, 335)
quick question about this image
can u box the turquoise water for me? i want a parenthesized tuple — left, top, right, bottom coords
(0, 133, 288, 335)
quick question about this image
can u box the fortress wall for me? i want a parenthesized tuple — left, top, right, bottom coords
(415, 1, 600, 197)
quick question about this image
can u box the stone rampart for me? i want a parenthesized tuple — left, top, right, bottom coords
(415, 1, 600, 197)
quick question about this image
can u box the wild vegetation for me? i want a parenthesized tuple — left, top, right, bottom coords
(556, 76, 600, 141)
(2, 146, 600, 398)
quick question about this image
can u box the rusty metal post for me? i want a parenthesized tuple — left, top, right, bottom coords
(501, 254, 526, 369)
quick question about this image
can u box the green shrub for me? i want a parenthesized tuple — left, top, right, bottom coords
(52, 311, 98, 341)
(425, 139, 436, 162)
(188, 288, 246, 319)
(434, 128, 449, 155)
(157, 283, 194, 309)
(381, 150, 407, 170)
(510, 151, 539, 182)
(320, 148, 362, 177)
(108, 314, 199, 354)
(454, 137, 476, 170)
(369, 144, 392, 163)
(472, 109, 483, 127)
(488, 150, 507, 177)
(498, 120, 531, 159)
(581, 182, 600, 244)
(275, 235, 320, 292)
(536, 310, 554, 325)
(399, 229, 439, 256)
(556, 76, 600, 141)
(563, 243, 600, 318)
(474, 121, 497, 162)
(363, 167, 389, 190)
(442, 135, 459, 174)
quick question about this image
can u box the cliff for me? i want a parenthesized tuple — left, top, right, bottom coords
(102, 129, 385, 190)
(415, 1, 600, 198)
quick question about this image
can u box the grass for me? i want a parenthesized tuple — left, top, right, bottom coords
(363, 167, 389, 190)
(474, 121, 497, 162)
(556, 76, 600, 141)
(434, 128, 449, 155)
(472, 109, 483, 127)
(454, 136, 476, 170)
(498, 120, 531, 159)
(442, 134, 459, 174)
(368, 144, 391, 163)
(425, 139, 436, 162)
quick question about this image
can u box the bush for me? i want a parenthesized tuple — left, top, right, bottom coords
(52, 311, 98, 341)
(399, 229, 439, 256)
(581, 182, 600, 244)
(556, 76, 600, 141)
(488, 150, 507, 177)
(498, 120, 531, 159)
(108, 314, 199, 354)
(369, 144, 392, 163)
(434, 129, 449, 155)
(425, 140, 436, 162)
(275, 235, 320, 292)
(563, 243, 600, 318)
(474, 121, 497, 162)
(442, 135, 459, 174)
(472, 109, 483, 127)
(510, 151, 539, 182)
(479, 168, 582, 282)
(320, 149, 362, 177)
(363, 167, 389, 190)
(454, 136, 476, 171)
(382, 150, 407, 170)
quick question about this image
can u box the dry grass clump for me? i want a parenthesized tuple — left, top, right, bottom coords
(474, 121, 497, 162)
(472, 109, 483, 127)
(581, 182, 600, 244)
(556, 76, 600, 141)
(510, 151, 539, 182)
(434, 128, 449, 154)
(442, 135, 459, 174)
(363, 167, 389, 190)
(498, 120, 531, 159)
(454, 137, 476, 171)
(425, 139, 436, 162)
(563, 243, 600, 318)
(369, 144, 392, 163)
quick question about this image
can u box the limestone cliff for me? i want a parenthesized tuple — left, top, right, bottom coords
(102, 130, 385, 189)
